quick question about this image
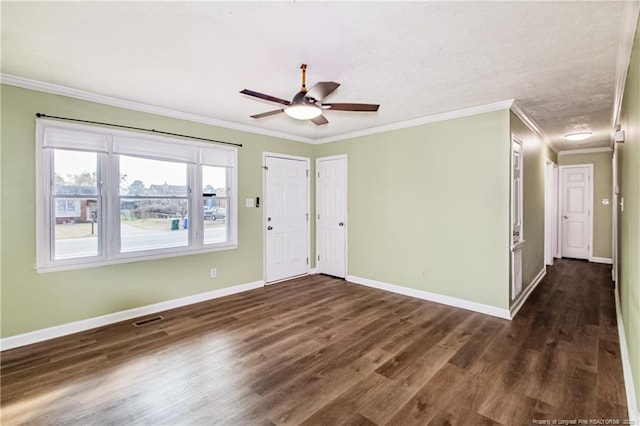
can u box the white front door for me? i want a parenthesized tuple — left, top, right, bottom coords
(560, 165, 592, 260)
(265, 155, 309, 283)
(316, 155, 347, 278)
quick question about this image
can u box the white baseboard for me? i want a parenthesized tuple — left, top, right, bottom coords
(615, 288, 640, 424)
(510, 267, 546, 318)
(0, 280, 264, 351)
(591, 256, 613, 264)
(346, 275, 511, 320)
(309, 268, 318, 274)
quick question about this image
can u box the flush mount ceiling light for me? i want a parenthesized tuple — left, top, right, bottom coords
(565, 132, 592, 141)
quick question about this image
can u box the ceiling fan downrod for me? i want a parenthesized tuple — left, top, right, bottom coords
(300, 64, 307, 93)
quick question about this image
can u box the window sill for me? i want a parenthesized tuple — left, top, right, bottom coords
(35, 244, 239, 274)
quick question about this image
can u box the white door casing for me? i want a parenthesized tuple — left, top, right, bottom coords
(316, 155, 347, 278)
(511, 137, 524, 245)
(559, 165, 593, 260)
(264, 154, 310, 283)
(511, 135, 524, 301)
(544, 160, 559, 266)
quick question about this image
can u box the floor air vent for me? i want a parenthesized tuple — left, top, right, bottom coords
(133, 316, 164, 327)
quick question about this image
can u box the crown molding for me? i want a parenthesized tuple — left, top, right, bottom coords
(557, 147, 613, 156)
(2, 74, 527, 146)
(315, 99, 515, 144)
(0, 73, 315, 144)
(611, 0, 640, 129)
(510, 101, 558, 154)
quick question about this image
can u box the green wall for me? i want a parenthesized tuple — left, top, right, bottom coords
(314, 109, 512, 309)
(558, 151, 613, 259)
(510, 112, 557, 301)
(0, 85, 533, 339)
(618, 15, 640, 411)
(0, 84, 314, 338)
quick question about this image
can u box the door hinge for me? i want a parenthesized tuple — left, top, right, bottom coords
(317, 214, 320, 220)
(317, 172, 320, 178)
(318, 255, 320, 261)
(262, 166, 268, 170)
(306, 213, 309, 221)
(307, 257, 309, 265)
(306, 170, 309, 177)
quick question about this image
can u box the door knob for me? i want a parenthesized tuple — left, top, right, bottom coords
(338, 222, 344, 227)
(267, 226, 273, 231)
(513, 231, 519, 237)
(563, 215, 568, 220)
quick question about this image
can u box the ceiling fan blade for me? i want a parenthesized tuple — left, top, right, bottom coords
(240, 89, 291, 106)
(310, 114, 329, 126)
(250, 109, 284, 119)
(322, 103, 380, 112)
(306, 82, 340, 101)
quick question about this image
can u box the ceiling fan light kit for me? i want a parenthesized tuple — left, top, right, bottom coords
(240, 64, 380, 126)
(284, 105, 322, 120)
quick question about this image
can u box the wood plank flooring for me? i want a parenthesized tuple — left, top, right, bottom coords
(0, 259, 628, 425)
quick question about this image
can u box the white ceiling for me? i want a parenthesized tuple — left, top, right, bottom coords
(2, 1, 638, 151)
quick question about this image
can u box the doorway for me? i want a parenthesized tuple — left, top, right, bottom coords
(263, 153, 310, 283)
(559, 164, 593, 260)
(316, 155, 347, 278)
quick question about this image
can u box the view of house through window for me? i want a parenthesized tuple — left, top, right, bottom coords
(119, 155, 189, 252)
(53, 149, 99, 260)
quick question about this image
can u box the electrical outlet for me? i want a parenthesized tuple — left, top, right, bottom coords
(422, 271, 428, 280)
(210, 268, 217, 278)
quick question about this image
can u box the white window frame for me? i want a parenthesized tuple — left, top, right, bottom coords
(36, 119, 238, 273)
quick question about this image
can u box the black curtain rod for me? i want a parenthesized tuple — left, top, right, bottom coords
(35, 113, 243, 148)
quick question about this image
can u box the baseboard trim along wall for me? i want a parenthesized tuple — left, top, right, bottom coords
(615, 288, 640, 424)
(0, 280, 264, 351)
(346, 275, 512, 320)
(590, 257, 613, 264)
(510, 267, 547, 318)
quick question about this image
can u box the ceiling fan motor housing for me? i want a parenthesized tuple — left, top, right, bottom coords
(292, 91, 317, 105)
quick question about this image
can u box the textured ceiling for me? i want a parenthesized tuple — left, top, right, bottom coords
(1, 2, 637, 151)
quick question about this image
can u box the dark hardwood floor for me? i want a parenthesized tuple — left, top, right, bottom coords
(0, 259, 628, 425)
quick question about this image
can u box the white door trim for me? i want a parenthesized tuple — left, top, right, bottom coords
(612, 146, 619, 282)
(315, 154, 348, 278)
(558, 164, 594, 260)
(544, 159, 558, 265)
(262, 152, 311, 284)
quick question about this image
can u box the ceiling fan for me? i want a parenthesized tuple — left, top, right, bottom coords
(240, 64, 380, 126)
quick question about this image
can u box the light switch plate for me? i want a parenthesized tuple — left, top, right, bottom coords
(246, 198, 255, 208)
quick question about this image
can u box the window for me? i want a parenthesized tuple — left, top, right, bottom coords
(36, 119, 238, 272)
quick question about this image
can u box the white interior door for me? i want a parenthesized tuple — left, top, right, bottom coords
(316, 155, 347, 278)
(560, 165, 592, 260)
(265, 155, 309, 283)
